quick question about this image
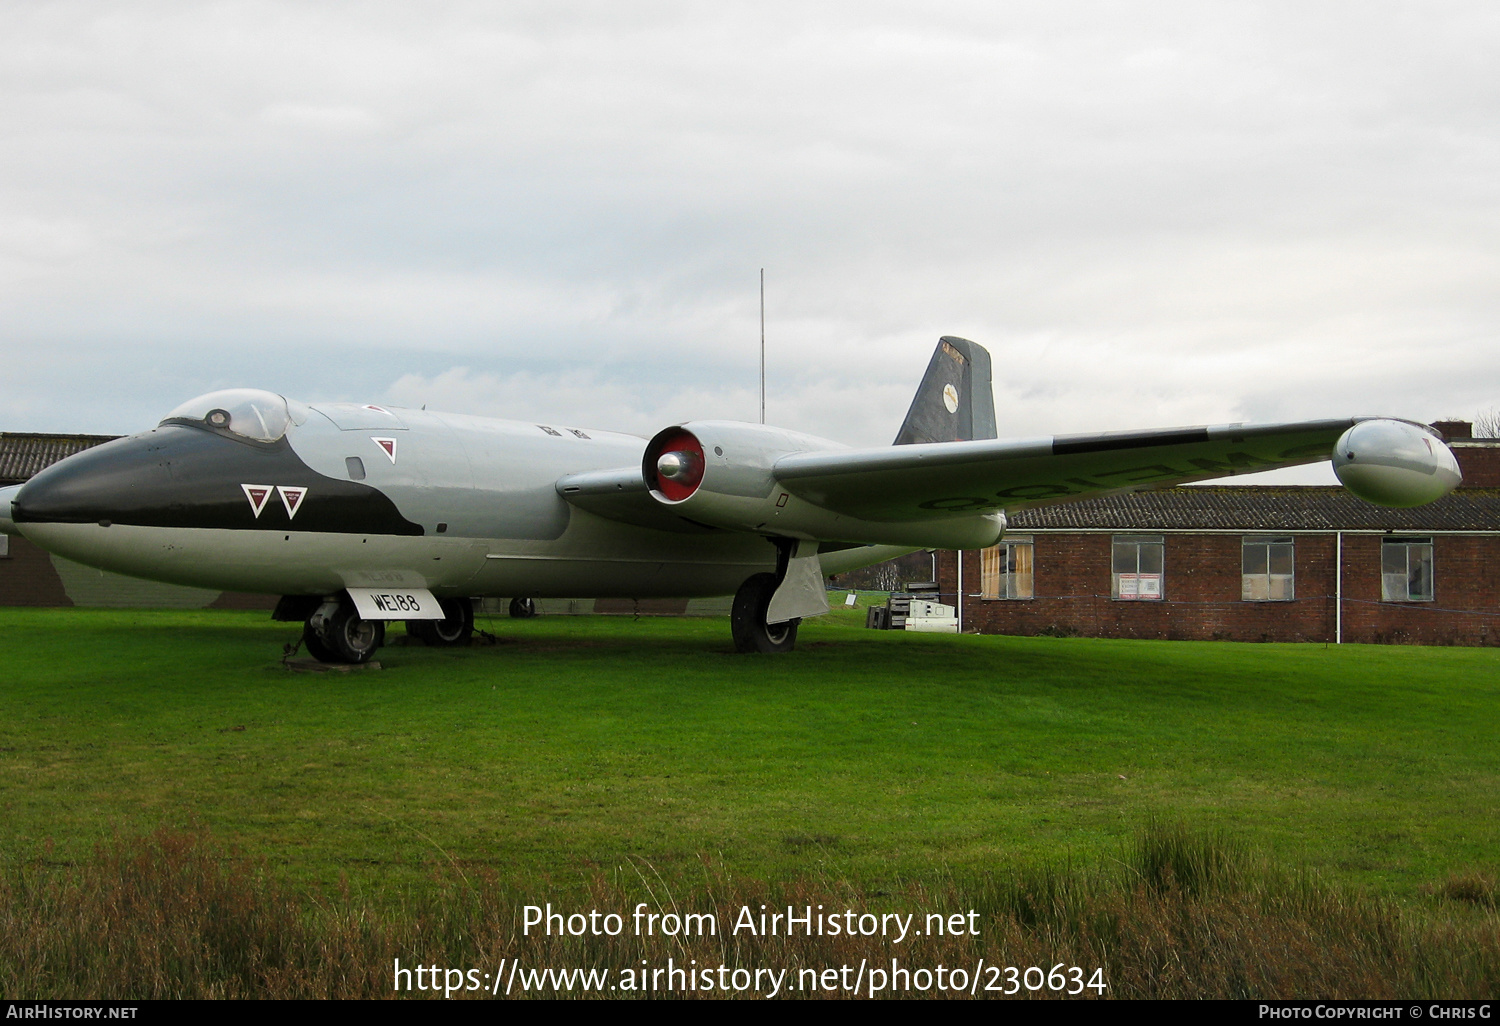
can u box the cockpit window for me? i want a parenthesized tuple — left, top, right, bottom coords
(162, 389, 299, 442)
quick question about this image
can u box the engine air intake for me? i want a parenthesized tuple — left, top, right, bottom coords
(645, 428, 705, 502)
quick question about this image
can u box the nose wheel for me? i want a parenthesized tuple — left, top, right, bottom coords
(304, 598, 385, 664)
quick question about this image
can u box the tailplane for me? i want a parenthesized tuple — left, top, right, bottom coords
(892, 336, 996, 445)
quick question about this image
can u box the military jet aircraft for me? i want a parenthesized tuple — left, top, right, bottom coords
(0, 337, 1462, 663)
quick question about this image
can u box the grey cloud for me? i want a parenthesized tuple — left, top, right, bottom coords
(1, 2, 1497, 462)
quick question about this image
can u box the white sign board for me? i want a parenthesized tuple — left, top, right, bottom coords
(1116, 573, 1162, 600)
(346, 587, 445, 620)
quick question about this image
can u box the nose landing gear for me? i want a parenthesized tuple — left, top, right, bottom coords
(279, 591, 475, 664)
(304, 597, 385, 664)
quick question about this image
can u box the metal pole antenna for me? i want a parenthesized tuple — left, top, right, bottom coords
(1335, 531, 1343, 645)
(759, 268, 765, 425)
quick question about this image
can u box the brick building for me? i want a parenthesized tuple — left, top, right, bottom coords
(936, 429, 1500, 646)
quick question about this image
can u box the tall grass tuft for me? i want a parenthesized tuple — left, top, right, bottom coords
(1433, 873, 1499, 909)
(2, 823, 1497, 999)
(1129, 818, 1250, 896)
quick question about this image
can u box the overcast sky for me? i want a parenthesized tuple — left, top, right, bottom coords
(3, 2, 1498, 484)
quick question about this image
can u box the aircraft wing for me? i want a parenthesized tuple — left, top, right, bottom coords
(559, 414, 1459, 549)
(772, 419, 1356, 522)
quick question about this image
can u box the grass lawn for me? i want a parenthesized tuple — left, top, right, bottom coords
(1, 605, 1496, 903)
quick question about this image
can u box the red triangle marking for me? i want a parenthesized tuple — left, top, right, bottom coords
(278, 486, 308, 520)
(241, 484, 274, 518)
(372, 436, 398, 463)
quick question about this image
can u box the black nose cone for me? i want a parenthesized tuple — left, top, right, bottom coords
(14, 422, 424, 535)
(13, 432, 173, 525)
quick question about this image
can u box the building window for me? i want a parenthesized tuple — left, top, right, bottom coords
(1112, 535, 1163, 600)
(1382, 537, 1434, 602)
(981, 536, 1033, 599)
(1242, 536, 1294, 601)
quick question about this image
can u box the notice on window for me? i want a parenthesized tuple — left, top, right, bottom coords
(1117, 573, 1162, 600)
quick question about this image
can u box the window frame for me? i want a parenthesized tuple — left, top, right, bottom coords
(980, 535, 1034, 600)
(1241, 535, 1295, 602)
(1380, 536, 1435, 603)
(1112, 534, 1164, 601)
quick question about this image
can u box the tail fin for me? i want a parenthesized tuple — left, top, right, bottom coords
(893, 336, 996, 445)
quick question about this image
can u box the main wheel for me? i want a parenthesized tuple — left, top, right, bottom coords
(317, 604, 385, 664)
(731, 572, 800, 654)
(508, 597, 538, 619)
(406, 596, 473, 647)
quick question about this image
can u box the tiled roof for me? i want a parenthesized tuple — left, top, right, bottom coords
(1009, 486, 1500, 532)
(0, 433, 119, 484)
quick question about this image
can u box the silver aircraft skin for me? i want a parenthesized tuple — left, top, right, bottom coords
(1, 337, 1464, 662)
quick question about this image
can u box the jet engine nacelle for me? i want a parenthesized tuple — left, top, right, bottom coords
(1332, 419, 1462, 508)
(643, 421, 846, 536)
(641, 420, 1000, 548)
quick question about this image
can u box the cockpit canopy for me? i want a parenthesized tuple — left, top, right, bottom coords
(161, 389, 304, 443)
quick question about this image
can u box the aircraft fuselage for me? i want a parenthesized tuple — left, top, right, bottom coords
(13, 401, 888, 599)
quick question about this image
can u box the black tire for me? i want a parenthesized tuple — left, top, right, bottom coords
(407, 596, 473, 647)
(301, 622, 340, 663)
(731, 572, 799, 654)
(508, 597, 538, 619)
(321, 604, 385, 664)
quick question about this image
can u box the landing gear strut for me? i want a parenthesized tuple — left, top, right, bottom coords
(508, 597, 538, 619)
(406, 596, 474, 647)
(731, 572, 800, 653)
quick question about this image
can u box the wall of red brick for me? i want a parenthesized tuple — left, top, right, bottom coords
(1336, 534, 1499, 646)
(940, 532, 1500, 646)
(1453, 443, 1500, 487)
(0, 536, 73, 606)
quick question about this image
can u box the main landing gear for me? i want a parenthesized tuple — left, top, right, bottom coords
(731, 572, 800, 654)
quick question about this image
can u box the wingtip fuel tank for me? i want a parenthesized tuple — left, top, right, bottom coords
(1332, 419, 1462, 508)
